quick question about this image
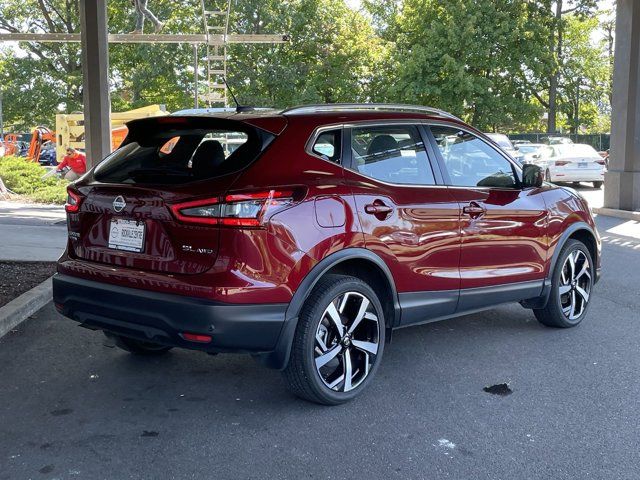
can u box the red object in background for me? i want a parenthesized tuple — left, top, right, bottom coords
(57, 151, 87, 174)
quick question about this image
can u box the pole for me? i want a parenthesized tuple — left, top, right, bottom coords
(193, 44, 199, 109)
(0, 90, 4, 142)
(79, 0, 111, 169)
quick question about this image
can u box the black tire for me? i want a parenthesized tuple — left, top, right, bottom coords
(106, 332, 173, 356)
(593, 181, 603, 189)
(534, 239, 594, 328)
(283, 274, 386, 405)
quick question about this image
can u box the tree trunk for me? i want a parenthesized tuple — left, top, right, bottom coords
(548, 0, 563, 134)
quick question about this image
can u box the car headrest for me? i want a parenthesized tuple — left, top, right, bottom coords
(367, 135, 399, 157)
(191, 140, 225, 178)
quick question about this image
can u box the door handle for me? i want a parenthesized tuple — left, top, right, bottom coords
(365, 204, 393, 215)
(364, 200, 393, 219)
(462, 202, 486, 218)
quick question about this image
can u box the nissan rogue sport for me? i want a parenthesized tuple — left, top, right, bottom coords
(53, 104, 601, 405)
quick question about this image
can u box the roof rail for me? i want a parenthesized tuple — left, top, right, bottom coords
(280, 103, 463, 122)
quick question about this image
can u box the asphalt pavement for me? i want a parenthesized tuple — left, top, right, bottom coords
(1, 214, 639, 480)
(0, 201, 66, 261)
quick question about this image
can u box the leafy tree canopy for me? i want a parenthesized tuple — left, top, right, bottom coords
(0, 0, 613, 133)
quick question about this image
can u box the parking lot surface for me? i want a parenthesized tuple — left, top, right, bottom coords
(1, 214, 639, 480)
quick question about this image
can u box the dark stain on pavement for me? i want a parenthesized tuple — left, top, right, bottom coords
(141, 430, 159, 437)
(483, 383, 513, 396)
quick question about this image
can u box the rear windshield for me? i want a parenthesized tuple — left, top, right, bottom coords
(553, 144, 599, 157)
(93, 118, 273, 185)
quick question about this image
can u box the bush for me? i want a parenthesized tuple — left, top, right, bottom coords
(0, 156, 67, 204)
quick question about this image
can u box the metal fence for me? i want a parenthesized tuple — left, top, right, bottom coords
(508, 133, 610, 151)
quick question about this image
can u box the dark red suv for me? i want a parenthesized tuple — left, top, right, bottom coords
(53, 104, 601, 405)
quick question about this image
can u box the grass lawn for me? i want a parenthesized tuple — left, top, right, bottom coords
(0, 156, 67, 205)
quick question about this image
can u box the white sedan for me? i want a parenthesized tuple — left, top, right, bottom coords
(531, 143, 606, 188)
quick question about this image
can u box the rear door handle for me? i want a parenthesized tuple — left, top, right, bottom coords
(462, 202, 486, 218)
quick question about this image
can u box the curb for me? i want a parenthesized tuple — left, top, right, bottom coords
(0, 276, 53, 339)
(593, 207, 640, 221)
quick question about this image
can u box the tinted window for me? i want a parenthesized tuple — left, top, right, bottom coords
(311, 129, 341, 163)
(94, 119, 268, 185)
(350, 125, 435, 185)
(430, 126, 517, 188)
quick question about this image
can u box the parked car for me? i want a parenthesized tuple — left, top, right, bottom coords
(534, 143, 606, 188)
(517, 143, 553, 164)
(485, 133, 524, 164)
(37, 143, 58, 166)
(53, 104, 601, 405)
(545, 136, 573, 145)
(512, 139, 532, 146)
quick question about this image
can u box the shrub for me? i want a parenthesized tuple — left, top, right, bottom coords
(0, 156, 67, 204)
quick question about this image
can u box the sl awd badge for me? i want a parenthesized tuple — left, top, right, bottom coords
(113, 195, 126, 213)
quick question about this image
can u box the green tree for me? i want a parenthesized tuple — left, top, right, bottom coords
(382, 0, 549, 131)
(228, 0, 384, 107)
(557, 14, 611, 133)
(0, 0, 82, 130)
(525, 0, 598, 133)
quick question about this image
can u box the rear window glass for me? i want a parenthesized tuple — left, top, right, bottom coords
(94, 119, 272, 185)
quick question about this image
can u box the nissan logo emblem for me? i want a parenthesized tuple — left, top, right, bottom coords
(113, 195, 126, 213)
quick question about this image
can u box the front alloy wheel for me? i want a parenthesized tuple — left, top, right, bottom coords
(534, 239, 594, 328)
(558, 249, 592, 321)
(284, 274, 385, 405)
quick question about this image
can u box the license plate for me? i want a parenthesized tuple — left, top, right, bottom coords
(108, 219, 145, 252)
(578, 162, 588, 168)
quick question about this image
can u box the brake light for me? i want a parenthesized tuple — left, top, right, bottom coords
(555, 160, 570, 167)
(595, 159, 606, 165)
(65, 187, 83, 213)
(170, 188, 298, 227)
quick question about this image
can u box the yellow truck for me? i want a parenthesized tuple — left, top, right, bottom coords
(54, 105, 168, 160)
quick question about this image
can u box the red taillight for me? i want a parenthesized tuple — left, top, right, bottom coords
(170, 188, 298, 228)
(65, 187, 83, 213)
(595, 159, 606, 165)
(555, 160, 570, 167)
(180, 332, 212, 343)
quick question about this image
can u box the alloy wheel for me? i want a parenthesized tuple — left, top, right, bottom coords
(559, 250, 592, 320)
(314, 291, 380, 392)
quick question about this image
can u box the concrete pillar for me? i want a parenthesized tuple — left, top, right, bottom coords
(79, 0, 111, 169)
(605, 0, 640, 211)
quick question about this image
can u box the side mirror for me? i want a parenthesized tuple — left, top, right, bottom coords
(522, 164, 543, 188)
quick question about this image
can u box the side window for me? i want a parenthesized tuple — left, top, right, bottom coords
(350, 125, 435, 185)
(311, 129, 341, 163)
(430, 126, 517, 188)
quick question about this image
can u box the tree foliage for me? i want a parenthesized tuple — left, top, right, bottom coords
(0, 0, 613, 133)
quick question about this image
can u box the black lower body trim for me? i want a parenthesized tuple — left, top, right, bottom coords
(52, 274, 288, 355)
(399, 280, 545, 326)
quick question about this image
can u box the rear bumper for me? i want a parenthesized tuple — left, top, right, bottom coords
(549, 168, 604, 182)
(52, 274, 287, 355)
